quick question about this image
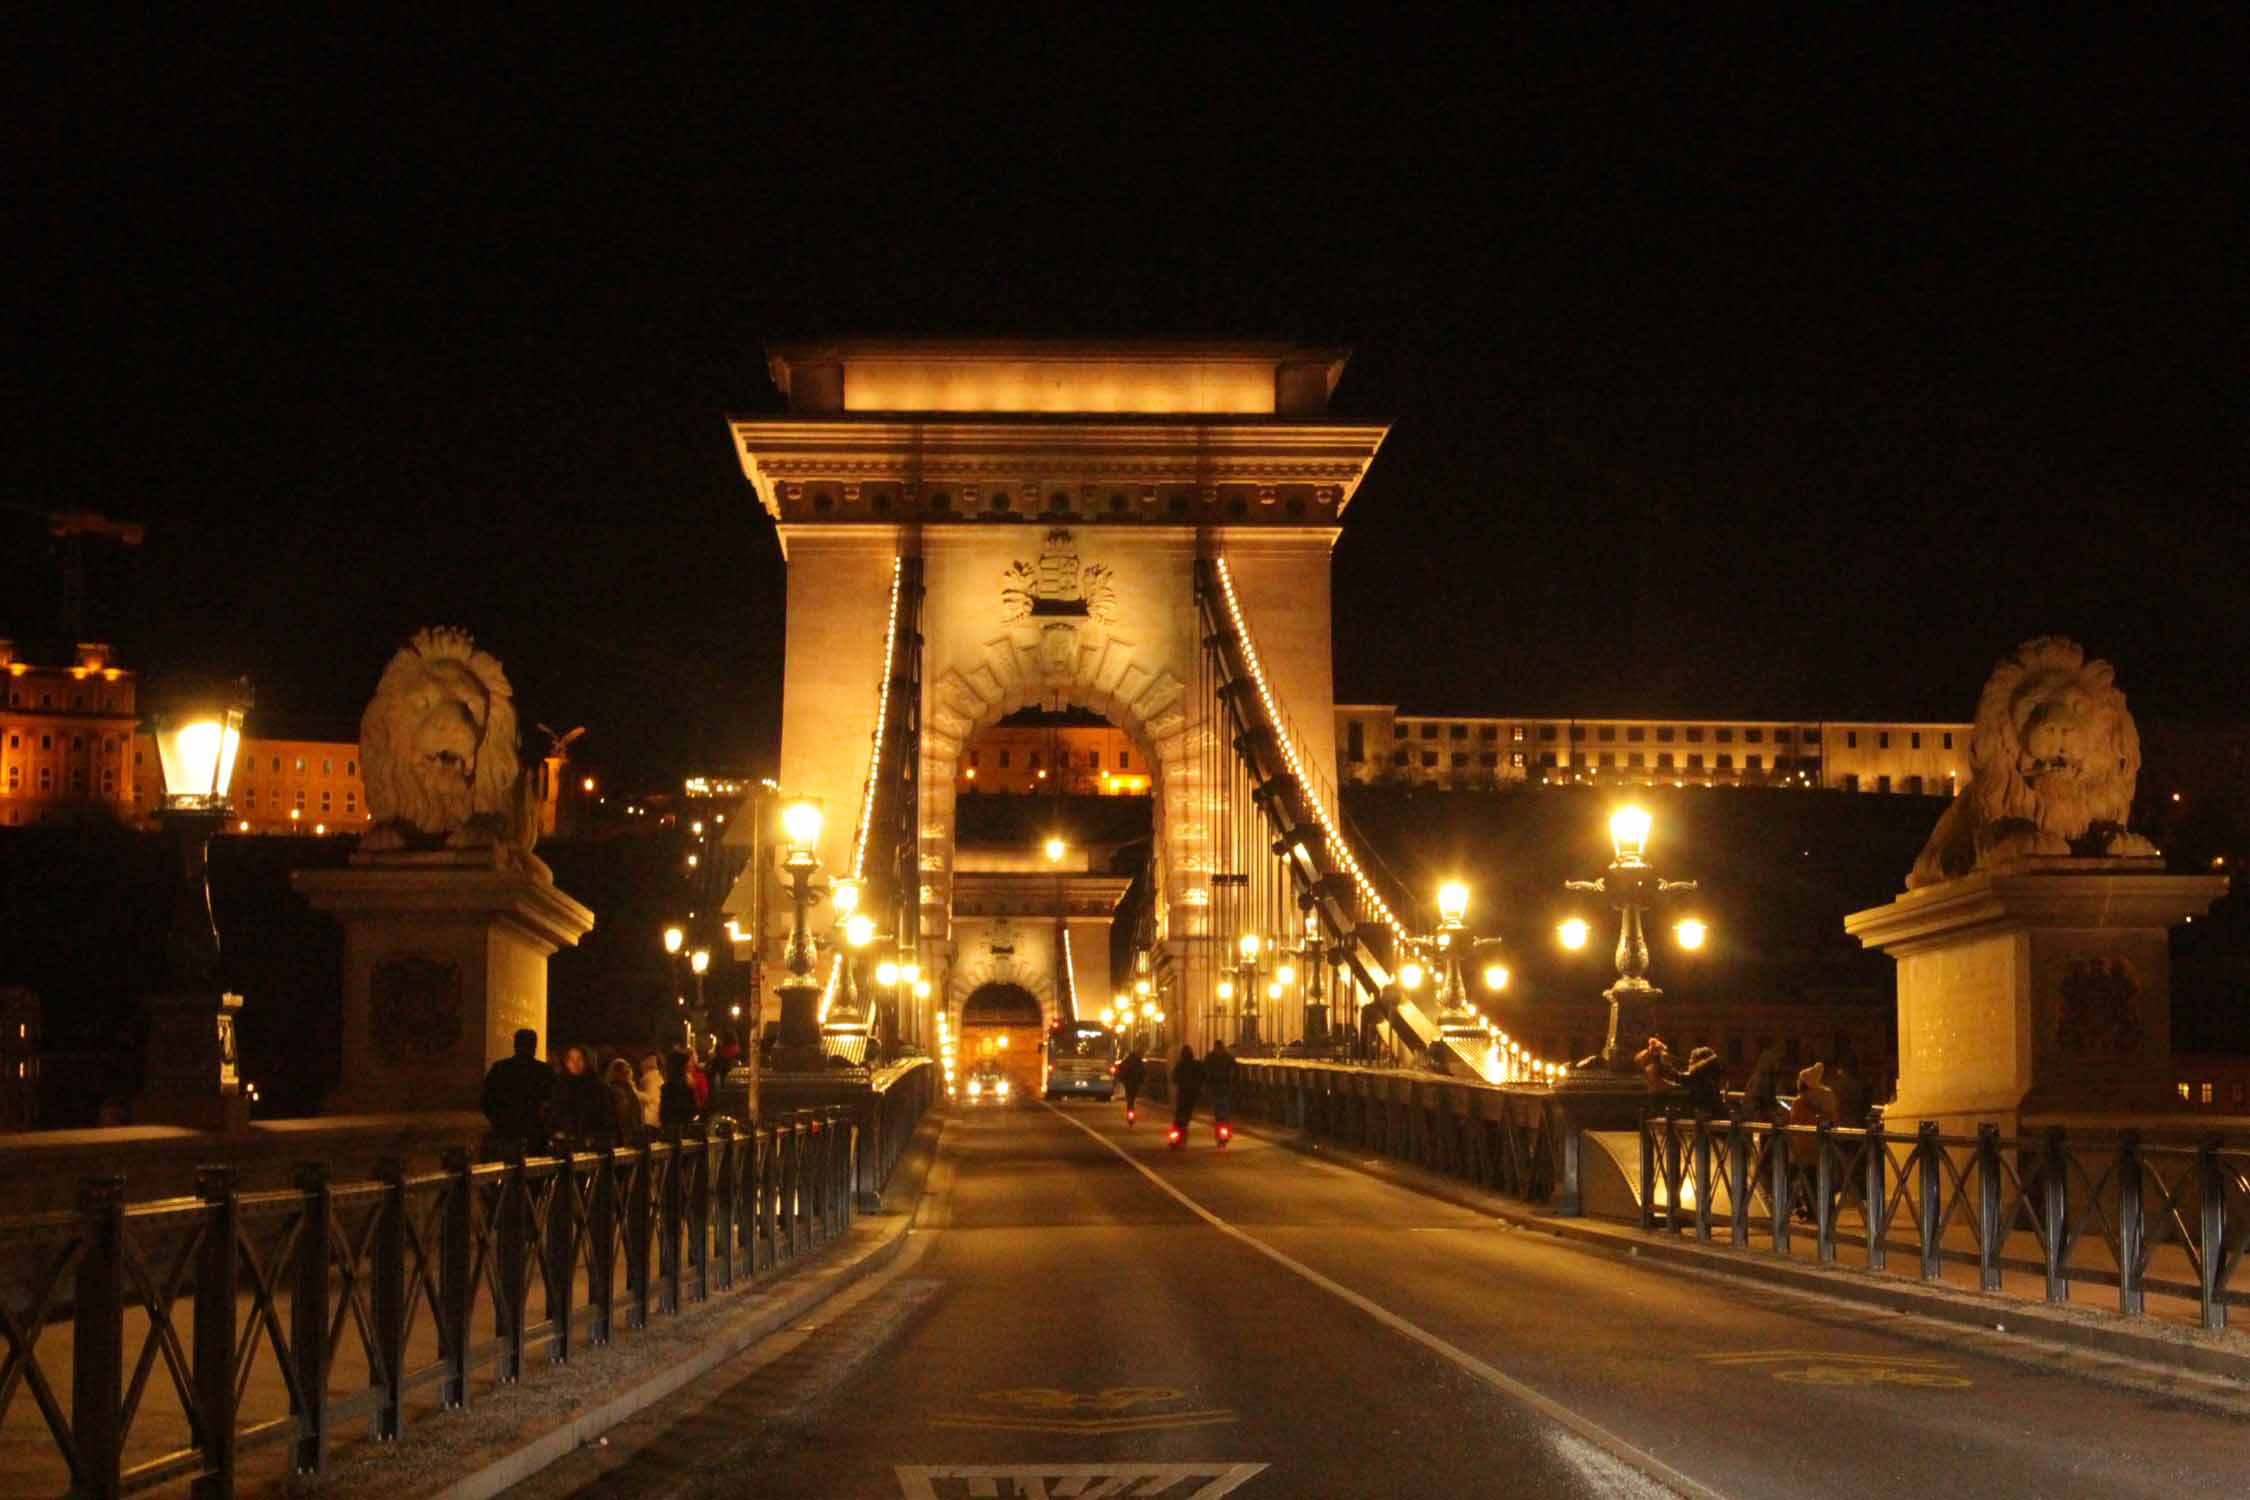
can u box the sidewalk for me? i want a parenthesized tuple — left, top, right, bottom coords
(1243, 1122, 2250, 1393)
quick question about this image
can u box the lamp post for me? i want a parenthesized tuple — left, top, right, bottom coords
(1562, 806, 1701, 1074)
(142, 675, 253, 1130)
(1234, 932, 1266, 1051)
(769, 798, 829, 1072)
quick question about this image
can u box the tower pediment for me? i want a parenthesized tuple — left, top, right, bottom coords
(765, 338, 1351, 416)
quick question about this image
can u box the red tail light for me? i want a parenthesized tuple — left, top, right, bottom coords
(1218, 1124, 1232, 1140)
(1127, 1108, 1137, 1121)
(1167, 1126, 1181, 1143)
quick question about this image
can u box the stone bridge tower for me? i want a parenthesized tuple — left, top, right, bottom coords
(730, 341, 1387, 1050)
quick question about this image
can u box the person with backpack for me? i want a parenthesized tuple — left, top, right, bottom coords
(1169, 1045, 1204, 1149)
(1118, 1048, 1148, 1125)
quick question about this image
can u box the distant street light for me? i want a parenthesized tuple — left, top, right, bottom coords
(770, 798, 829, 1071)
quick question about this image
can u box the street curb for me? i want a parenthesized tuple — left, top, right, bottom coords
(1243, 1123, 2250, 1388)
(309, 1109, 949, 1500)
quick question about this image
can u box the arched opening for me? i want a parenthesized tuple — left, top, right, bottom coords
(959, 982, 1044, 1099)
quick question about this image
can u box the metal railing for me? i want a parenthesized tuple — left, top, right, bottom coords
(1236, 1060, 1561, 1204)
(1638, 1111, 2250, 1330)
(0, 1061, 935, 1499)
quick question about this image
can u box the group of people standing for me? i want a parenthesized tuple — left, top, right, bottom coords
(478, 1028, 743, 1156)
(1631, 1032, 1871, 1132)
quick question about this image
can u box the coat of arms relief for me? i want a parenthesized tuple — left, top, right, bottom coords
(1002, 529, 1118, 698)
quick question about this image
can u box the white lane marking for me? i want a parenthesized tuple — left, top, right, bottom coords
(1044, 1101, 1730, 1500)
(894, 1462, 1267, 1499)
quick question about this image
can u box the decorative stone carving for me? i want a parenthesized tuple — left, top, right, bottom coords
(1907, 636, 2159, 889)
(370, 955, 464, 1060)
(360, 627, 536, 855)
(1001, 528, 1116, 625)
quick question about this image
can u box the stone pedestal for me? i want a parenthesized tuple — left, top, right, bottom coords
(1845, 858, 2227, 1137)
(295, 847, 595, 1115)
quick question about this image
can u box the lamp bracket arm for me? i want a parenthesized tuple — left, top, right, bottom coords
(1657, 879, 1699, 893)
(1563, 879, 1606, 893)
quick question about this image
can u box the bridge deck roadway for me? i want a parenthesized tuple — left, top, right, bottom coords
(511, 1102, 2250, 1500)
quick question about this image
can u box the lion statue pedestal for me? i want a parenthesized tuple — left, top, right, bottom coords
(295, 629, 593, 1114)
(1846, 638, 2228, 1136)
(298, 844, 594, 1115)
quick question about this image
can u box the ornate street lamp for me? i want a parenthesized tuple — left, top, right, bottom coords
(770, 798, 829, 1070)
(1562, 806, 1702, 1074)
(1234, 932, 1266, 1050)
(142, 675, 253, 1129)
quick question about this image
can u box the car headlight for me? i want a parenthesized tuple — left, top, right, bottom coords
(966, 1079, 981, 1096)
(995, 1079, 1011, 1097)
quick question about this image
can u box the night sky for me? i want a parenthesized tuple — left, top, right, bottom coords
(14, 13, 2246, 790)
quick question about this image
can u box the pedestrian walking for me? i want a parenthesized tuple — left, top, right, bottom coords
(636, 1051, 665, 1126)
(1118, 1048, 1148, 1124)
(1169, 1045, 1204, 1148)
(479, 1027, 552, 1156)
(549, 1044, 612, 1145)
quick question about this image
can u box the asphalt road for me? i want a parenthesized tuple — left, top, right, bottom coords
(510, 1100, 2250, 1500)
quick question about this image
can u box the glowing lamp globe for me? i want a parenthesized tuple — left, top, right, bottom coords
(1558, 917, 1592, 951)
(663, 925, 685, 955)
(901, 962, 921, 986)
(1397, 960, 1425, 991)
(689, 948, 710, 975)
(1134, 978, 1151, 997)
(1437, 880, 1469, 924)
(1481, 963, 1511, 992)
(876, 960, 900, 987)
(1216, 979, 1235, 1002)
(1609, 806, 1653, 862)
(1274, 963, 1295, 986)
(914, 979, 932, 1000)
(780, 799, 823, 851)
(148, 676, 253, 811)
(1044, 836, 1066, 863)
(845, 913, 875, 948)
(830, 878, 860, 917)
(1238, 932, 1262, 960)
(1675, 918, 1709, 951)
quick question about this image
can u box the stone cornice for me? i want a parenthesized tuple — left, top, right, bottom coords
(1845, 860, 2230, 954)
(729, 415, 1389, 526)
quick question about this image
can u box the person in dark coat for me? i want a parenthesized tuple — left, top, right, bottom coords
(658, 1050, 700, 1130)
(1204, 1040, 1238, 1125)
(480, 1028, 552, 1156)
(1678, 1046, 1725, 1117)
(549, 1045, 612, 1144)
(1118, 1049, 1148, 1118)
(1169, 1045, 1204, 1144)
(603, 1056, 642, 1140)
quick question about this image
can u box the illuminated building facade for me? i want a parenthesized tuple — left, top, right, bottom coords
(1336, 705, 1973, 796)
(954, 723, 1152, 796)
(0, 641, 139, 825)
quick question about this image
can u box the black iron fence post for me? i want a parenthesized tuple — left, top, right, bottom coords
(1976, 1124, 2003, 1293)
(1728, 1122, 1750, 1249)
(2198, 1140, 2228, 1331)
(688, 1132, 711, 1303)
(2116, 1131, 2145, 1317)
(1916, 1122, 1942, 1282)
(496, 1151, 527, 1384)
(1637, 1113, 1657, 1229)
(1864, 1122, 1888, 1272)
(191, 1166, 239, 1500)
(1815, 1123, 1837, 1264)
(544, 1156, 574, 1365)
(371, 1157, 408, 1440)
(71, 1176, 126, 1500)
(623, 1146, 651, 1330)
(1691, 1115, 1713, 1242)
(1770, 1125, 1791, 1254)
(2042, 1128, 2070, 1305)
(660, 1135, 684, 1314)
(589, 1148, 617, 1346)
(290, 1162, 332, 1473)
(711, 1121, 736, 1292)
(438, 1147, 472, 1410)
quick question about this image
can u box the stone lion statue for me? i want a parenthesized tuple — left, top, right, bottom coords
(360, 627, 536, 853)
(1907, 636, 2158, 888)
